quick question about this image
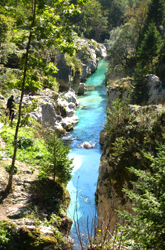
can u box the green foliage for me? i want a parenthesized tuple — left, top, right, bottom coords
(143, 0, 165, 32)
(19, 99, 39, 127)
(98, 0, 126, 30)
(136, 22, 163, 74)
(0, 125, 48, 166)
(105, 98, 130, 136)
(131, 8, 164, 105)
(38, 130, 73, 184)
(0, 221, 11, 245)
(5, 165, 17, 174)
(0, 0, 83, 92)
(131, 0, 165, 89)
(106, 0, 150, 79)
(71, 0, 108, 41)
(0, 14, 9, 47)
(104, 100, 165, 200)
(16, 137, 34, 149)
(65, 53, 82, 77)
(0, 66, 22, 93)
(131, 67, 150, 105)
(1, 0, 85, 192)
(107, 23, 136, 77)
(118, 142, 165, 249)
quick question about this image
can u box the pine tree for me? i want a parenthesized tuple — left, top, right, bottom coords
(136, 22, 162, 73)
(118, 143, 165, 249)
(145, 0, 165, 29)
(39, 130, 73, 185)
(131, 22, 162, 105)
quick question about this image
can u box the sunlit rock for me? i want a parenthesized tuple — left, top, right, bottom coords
(80, 141, 93, 149)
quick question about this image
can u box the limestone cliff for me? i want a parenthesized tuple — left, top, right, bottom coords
(96, 75, 165, 233)
(55, 38, 107, 93)
(2, 88, 79, 135)
(106, 74, 165, 110)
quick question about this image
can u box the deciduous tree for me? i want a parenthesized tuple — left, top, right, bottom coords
(5, 0, 84, 193)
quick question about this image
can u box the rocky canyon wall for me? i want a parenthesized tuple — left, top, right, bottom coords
(96, 74, 165, 233)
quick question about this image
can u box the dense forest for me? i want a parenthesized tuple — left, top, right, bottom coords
(0, 0, 165, 249)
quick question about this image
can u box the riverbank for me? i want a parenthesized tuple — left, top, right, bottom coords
(0, 126, 73, 249)
(0, 60, 108, 250)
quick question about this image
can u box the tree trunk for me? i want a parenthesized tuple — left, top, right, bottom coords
(53, 133, 56, 182)
(5, 0, 37, 194)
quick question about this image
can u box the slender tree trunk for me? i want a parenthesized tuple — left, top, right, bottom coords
(5, 0, 37, 194)
(53, 133, 56, 182)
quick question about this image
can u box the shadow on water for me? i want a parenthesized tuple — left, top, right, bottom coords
(66, 60, 108, 249)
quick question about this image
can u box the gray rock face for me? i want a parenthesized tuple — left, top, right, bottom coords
(106, 74, 165, 110)
(146, 74, 165, 104)
(41, 103, 57, 127)
(106, 78, 132, 109)
(78, 83, 86, 95)
(63, 89, 79, 105)
(97, 74, 165, 233)
(21, 88, 79, 134)
(96, 44, 107, 58)
(55, 38, 107, 94)
(54, 53, 72, 92)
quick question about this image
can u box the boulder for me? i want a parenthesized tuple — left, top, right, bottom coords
(106, 74, 165, 110)
(63, 89, 79, 106)
(146, 74, 165, 104)
(18, 88, 79, 134)
(96, 43, 107, 58)
(78, 83, 86, 95)
(106, 78, 131, 109)
(80, 141, 93, 149)
(41, 103, 57, 127)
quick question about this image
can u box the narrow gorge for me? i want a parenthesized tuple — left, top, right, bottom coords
(65, 60, 108, 247)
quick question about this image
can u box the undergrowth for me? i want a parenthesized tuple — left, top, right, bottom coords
(0, 125, 48, 166)
(103, 101, 165, 201)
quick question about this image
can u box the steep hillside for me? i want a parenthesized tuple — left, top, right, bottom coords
(96, 75, 165, 233)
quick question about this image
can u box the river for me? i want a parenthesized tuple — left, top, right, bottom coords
(66, 60, 108, 249)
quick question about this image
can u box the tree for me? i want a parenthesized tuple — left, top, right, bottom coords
(144, 0, 165, 30)
(0, 15, 9, 49)
(124, 1, 149, 48)
(130, 66, 150, 105)
(5, 0, 84, 193)
(107, 22, 136, 77)
(118, 142, 165, 249)
(106, 1, 149, 77)
(6, 0, 37, 194)
(39, 130, 73, 184)
(130, 22, 163, 105)
(72, 0, 108, 41)
(136, 22, 163, 74)
(98, 0, 125, 30)
(83, 0, 108, 41)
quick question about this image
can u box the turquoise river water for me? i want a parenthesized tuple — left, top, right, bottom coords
(65, 60, 108, 249)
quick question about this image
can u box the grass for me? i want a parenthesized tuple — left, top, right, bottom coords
(0, 122, 73, 249)
(0, 125, 48, 166)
